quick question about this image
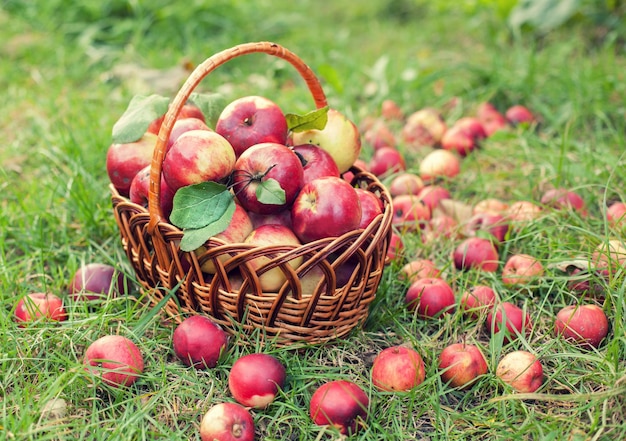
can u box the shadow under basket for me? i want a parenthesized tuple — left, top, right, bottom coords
(109, 42, 393, 347)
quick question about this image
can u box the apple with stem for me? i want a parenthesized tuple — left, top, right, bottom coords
(200, 402, 255, 441)
(405, 277, 456, 318)
(172, 315, 229, 369)
(14, 293, 67, 326)
(83, 335, 144, 387)
(496, 350, 543, 393)
(215, 95, 288, 157)
(309, 380, 369, 435)
(228, 353, 286, 409)
(555, 304, 609, 349)
(439, 343, 489, 389)
(371, 346, 425, 391)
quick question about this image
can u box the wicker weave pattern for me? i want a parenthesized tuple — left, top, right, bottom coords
(110, 42, 393, 346)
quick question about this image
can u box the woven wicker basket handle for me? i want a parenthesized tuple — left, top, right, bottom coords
(147, 41, 328, 231)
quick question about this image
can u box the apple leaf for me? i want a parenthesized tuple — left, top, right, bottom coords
(286, 106, 329, 133)
(189, 92, 226, 128)
(112, 94, 170, 144)
(256, 178, 286, 205)
(179, 201, 236, 252)
(170, 182, 234, 229)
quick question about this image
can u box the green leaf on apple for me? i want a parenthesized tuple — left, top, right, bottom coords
(286, 106, 329, 133)
(188, 92, 226, 128)
(256, 178, 286, 205)
(170, 182, 235, 229)
(112, 94, 170, 144)
(179, 201, 236, 252)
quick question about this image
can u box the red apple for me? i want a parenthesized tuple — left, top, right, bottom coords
(83, 335, 144, 387)
(68, 263, 126, 301)
(147, 102, 206, 135)
(215, 95, 288, 157)
(387, 231, 404, 261)
(462, 212, 509, 243)
(371, 346, 425, 391)
(476, 102, 509, 136)
(405, 277, 456, 318)
(368, 146, 406, 177)
(453, 237, 499, 272)
(540, 188, 587, 215)
(166, 117, 212, 151)
(496, 350, 543, 393)
(106, 132, 157, 196)
(14, 293, 67, 326)
(567, 268, 609, 300)
(505, 105, 537, 126)
(502, 253, 544, 285)
(419, 149, 461, 182)
(291, 176, 361, 243)
(163, 130, 236, 192)
(244, 224, 303, 292)
(425, 214, 459, 241)
(129, 164, 176, 219)
(309, 380, 369, 435)
(391, 194, 431, 232)
(402, 107, 447, 148)
(291, 108, 361, 173)
(292, 143, 340, 185)
(248, 209, 292, 229)
(232, 142, 304, 215)
(381, 99, 404, 121)
(400, 259, 441, 283)
(172, 315, 229, 369)
(607, 202, 626, 228)
(438, 343, 489, 389)
(355, 188, 383, 229)
(417, 185, 451, 211)
(555, 304, 609, 349)
(388, 172, 424, 197)
(460, 285, 497, 319)
(200, 402, 254, 441)
(487, 302, 532, 343)
(228, 353, 286, 409)
(363, 119, 396, 150)
(441, 117, 486, 157)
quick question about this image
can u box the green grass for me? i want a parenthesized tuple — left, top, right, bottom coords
(1, 0, 625, 440)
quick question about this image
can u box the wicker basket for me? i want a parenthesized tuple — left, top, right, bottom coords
(111, 42, 393, 346)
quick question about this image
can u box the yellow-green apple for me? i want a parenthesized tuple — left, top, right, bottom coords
(388, 172, 424, 197)
(309, 380, 369, 436)
(195, 204, 254, 273)
(129, 164, 176, 220)
(147, 102, 205, 135)
(291, 108, 361, 173)
(83, 335, 144, 387)
(453, 237, 499, 272)
(419, 149, 461, 182)
(554, 304, 609, 349)
(506, 200, 542, 222)
(405, 277, 456, 318)
(476, 102, 509, 136)
(502, 253, 544, 285)
(473, 198, 509, 215)
(400, 258, 441, 284)
(438, 343, 489, 389)
(292, 143, 340, 185)
(163, 130, 236, 191)
(391, 194, 431, 232)
(496, 350, 543, 393)
(165, 117, 212, 151)
(505, 105, 537, 126)
(487, 302, 532, 343)
(172, 315, 229, 369)
(355, 188, 383, 229)
(418, 185, 451, 211)
(69, 263, 126, 301)
(228, 353, 286, 409)
(463, 212, 510, 243)
(607, 202, 626, 228)
(243, 224, 303, 291)
(368, 146, 406, 177)
(460, 285, 497, 319)
(14, 293, 67, 326)
(371, 346, 425, 391)
(441, 117, 486, 157)
(232, 142, 304, 215)
(381, 99, 404, 121)
(106, 132, 157, 196)
(401, 107, 447, 148)
(215, 95, 288, 157)
(200, 402, 254, 441)
(291, 176, 361, 243)
(540, 188, 587, 215)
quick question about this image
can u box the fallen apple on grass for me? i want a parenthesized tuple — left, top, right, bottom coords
(368, 146, 406, 177)
(452, 237, 500, 272)
(200, 402, 255, 441)
(387, 231, 404, 261)
(172, 315, 229, 369)
(438, 343, 489, 389)
(540, 188, 587, 215)
(441, 117, 486, 157)
(228, 353, 286, 409)
(405, 277, 456, 318)
(14, 292, 68, 326)
(419, 148, 461, 182)
(391, 194, 431, 232)
(473, 198, 509, 215)
(399, 258, 441, 284)
(309, 380, 369, 435)
(506, 200, 542, 223)
(83, 335, 144, 387)
(554, 304, 609, 349)
(505, 105, 537, 126)
(487, 302, 532, 343)
(463, 212, 510, 243)
(501, 253, 544, 286)
(496, 350, 543, 393)
(607, 201, 626, 228)
(476, 102, 509, 136)
(459, 285, 497, 319)
(401, 107, 447, 148)
(388, 172, 424, 197)
(68, 263, 127, 301)
(371, 345, 425, 391)
(417, 185, 451, 211)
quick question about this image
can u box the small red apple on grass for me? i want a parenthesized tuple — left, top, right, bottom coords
(387, 231, 404, 261)
(496, 350, 543, 393)
(417, 185, 451, 211)
(400, 259, 441, 284)
(473, 198, 509, 215)
(14, 293, 67, 326)
(607, 202, 626, 228)
(363, 119, 396, 150)
(309, 380, 369, 435)
(463, 212, 510, 243)
(200, 402, 255, 441)
(438, 343, 489, 389)
(391, 194, 431, 232)
(172, 315, 229, 369)
(540, 188, 587, 215)
(441, 117, 486, 157)
(368, 146, 406, 177)
(453, 237, 500, 272)
(381, 99, 404, 121)
(371, 346, 425, 391)
(476, 102, 509, 136)
(506, 200, 542, 222)
(487, 302, 532, 343)
(501, 253, 544, 285)
(555, 304, 609, 349)
(83, 335, 144, 387)
(388, 172, 424, 197)
(460, 285, 497, 319)
(505, 105, 537, 126)
(228, 353, 286, 409)
(402, 107, 447, 148)
(405, 277, 456, 318)
(69, 263, 126, 301)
